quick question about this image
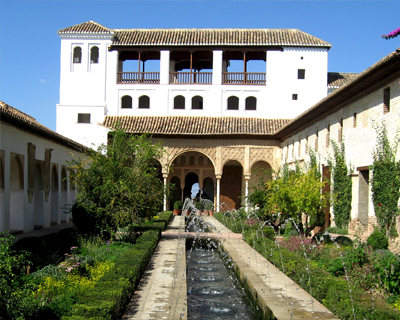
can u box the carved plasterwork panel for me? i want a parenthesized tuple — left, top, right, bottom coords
(221, 147, 245, 167)
(249, 147, 275, 169)
(202, 169, 216, 180)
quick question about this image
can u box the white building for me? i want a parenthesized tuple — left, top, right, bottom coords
(0, 101, 86, 234)
(57, 20, 331, 148)
(55, 21, 399, 235)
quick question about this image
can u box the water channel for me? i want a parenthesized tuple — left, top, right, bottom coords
(187, 242, 259, 319)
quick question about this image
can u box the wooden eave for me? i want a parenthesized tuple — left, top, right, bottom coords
(275, 49, 400, 141)
(109, 45, 284, 52)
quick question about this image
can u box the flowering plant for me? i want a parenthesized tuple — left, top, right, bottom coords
(382, 27, 400, 39)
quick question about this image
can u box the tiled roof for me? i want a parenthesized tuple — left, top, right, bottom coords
(58, 21, 331, 47)
(328, 72, 359, 87)
(0, 101, 87, 152)
(58, 20, 113, 34)
(102, 116, 291, 137)
(112, 28, 331, 47)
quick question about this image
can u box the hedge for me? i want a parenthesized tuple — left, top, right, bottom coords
(62, 229, 160, 320)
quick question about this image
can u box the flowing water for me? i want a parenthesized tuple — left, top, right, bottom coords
(187, 243, 259, 320)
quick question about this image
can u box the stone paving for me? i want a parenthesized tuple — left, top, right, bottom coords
(123, 216, 187, 320)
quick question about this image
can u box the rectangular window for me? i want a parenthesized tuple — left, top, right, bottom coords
(383, 88, 390, 113)
(292, 94, 298, 100)
(298, 69, 305, 79)
(78, 113, 91, 123)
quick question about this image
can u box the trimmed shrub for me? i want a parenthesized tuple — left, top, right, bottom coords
(367, 229, 389, 250)
(63, 230, 160, 320)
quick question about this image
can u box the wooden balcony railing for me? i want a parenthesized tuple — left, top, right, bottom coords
(118, 72, 160, 84)
(170, 72, 212, 84)
(222, 72, 266, 85)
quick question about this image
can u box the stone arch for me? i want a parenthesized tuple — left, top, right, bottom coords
(184, 172, 199, 200)
(221, 160, 243, 210)
(0, 155, 4, 190)
(249, 161, 272, 193)
(168, 149, 217, 171)
(170, 176, 182, 210)
(169, 151, 215, 204)
(51, 164, 59, 224)
(34, 163, 44, 229)
(202, 177, 214, 202)
(10, 154, 24, 231)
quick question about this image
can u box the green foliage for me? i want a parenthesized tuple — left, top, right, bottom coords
(371, 123, 400, 237)
(0, 232, 39, 319)
(173, 200, 183, 210)
(69, 130, 168, 237)
(328, 141, 352, 229)
(247, 170, 272, 212)
(265, 163, 329, 236)
(327, 226, 349, 235)
(67, 230, 160, 319)
(367, 229, 389, 250)
(372, 250, 400, 295)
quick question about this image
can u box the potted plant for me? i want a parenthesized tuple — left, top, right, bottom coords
(173, 200, 183, 215)
(204, 201, 214, 216)
(195, 201, 203, 216)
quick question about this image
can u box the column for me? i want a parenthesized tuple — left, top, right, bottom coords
(212, 50, 223, 85)
(163, 176, 168, 211)
(216, 175, 221, 211)
(244, 176, 250, 213)
(160, 50, 170, 85)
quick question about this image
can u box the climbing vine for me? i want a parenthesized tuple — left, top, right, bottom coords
(371, 123, 400, 237)
(328, 141, 352, 229)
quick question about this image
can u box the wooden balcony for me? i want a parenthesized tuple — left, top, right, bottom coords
(223, 72, 266, 85)
(170, 72, 212, 84)
(118, 72, 160, 84)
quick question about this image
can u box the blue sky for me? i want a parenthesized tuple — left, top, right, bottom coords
(0, 0, 399, 131)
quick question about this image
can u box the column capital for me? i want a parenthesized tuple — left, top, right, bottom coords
(215, 174, 222, 180)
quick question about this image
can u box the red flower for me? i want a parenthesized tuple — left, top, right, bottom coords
(378, 203, 381, 207)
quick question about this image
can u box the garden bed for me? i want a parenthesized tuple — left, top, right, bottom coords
(214, 212, 400, 320)
(0, 212, 173, 319)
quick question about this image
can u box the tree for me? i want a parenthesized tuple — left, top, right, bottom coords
(328, 141, 352, 229)
(264, 162, 329, 236)
(371, 123, 400, 237)
(68, 129, 167, 236)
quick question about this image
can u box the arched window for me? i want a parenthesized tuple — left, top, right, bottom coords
(73, 47, 82, 63)
(174, 95, 185, 109)
(245, 96, 256, 110)
(227, 96, 239, 110)
(90, 46, 99, 64)
(138, 95, 150, 109)
(121, 95, 132, 109)
(192, 96, 203, 110)
(189, 155, 195, 165)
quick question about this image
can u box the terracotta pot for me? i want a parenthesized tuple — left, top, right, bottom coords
(183, 210, 189, 216)
(209, 210, 214, 217)
(203, 210, 209, 216)
(173, 209, 181, 216)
